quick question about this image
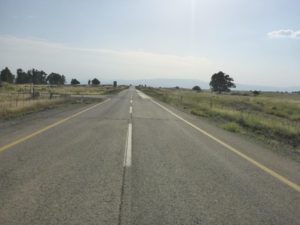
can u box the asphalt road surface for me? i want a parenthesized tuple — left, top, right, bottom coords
(0, 87, 299, 225)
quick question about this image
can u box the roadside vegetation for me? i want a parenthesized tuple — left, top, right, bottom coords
(0, 66, 127, 119)
(137, 86, 300, 157)
(0, 83, 127, 119)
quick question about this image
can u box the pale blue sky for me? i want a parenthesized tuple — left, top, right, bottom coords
(0, 0, 299, 86)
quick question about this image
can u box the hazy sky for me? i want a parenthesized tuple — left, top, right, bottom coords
(0, 0, 299, 86)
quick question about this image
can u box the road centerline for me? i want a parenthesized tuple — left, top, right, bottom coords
(123, 123, 132, 167)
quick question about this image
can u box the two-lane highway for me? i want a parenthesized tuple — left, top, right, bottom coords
(0, 87, 299, 225)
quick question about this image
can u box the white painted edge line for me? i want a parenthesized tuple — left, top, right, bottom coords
(129, 106, 133, 114)
(124, 123, 132, 167)
(150, 98, 300, 192)
(130, 99, 133, 104)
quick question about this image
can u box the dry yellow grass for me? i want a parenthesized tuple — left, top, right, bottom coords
(0, 83, 128, 119)
(139, 87, 300, 150)
(0, 98, 67, 119)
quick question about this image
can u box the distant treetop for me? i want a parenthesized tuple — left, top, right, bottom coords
(0, 67, 14, 83)
(71, 78, 80, 85)
(192, 86, 202, 91)
(92, 78, 100, 85)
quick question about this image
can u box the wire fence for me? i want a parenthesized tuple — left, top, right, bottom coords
(0, 85, 70, 118)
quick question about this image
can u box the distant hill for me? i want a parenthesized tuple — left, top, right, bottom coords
(103, 79, 300, 92)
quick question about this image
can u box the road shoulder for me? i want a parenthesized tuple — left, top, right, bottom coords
(142, 94, 300, 185)
(0, 98, 105, 148)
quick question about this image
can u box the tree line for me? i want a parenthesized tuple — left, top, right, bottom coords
(0, 67, 66, 85)
(1, 66, 234, 92)
(0, 67, 102, 86)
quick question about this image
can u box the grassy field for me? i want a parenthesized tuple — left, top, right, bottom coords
(138, 87, 300, 157)
(0, 83, 127, 119)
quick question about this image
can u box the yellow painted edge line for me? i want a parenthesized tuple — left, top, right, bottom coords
(0, 99, 111, 153)
(150, 98, 300, 193)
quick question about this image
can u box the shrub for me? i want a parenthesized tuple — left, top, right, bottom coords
(252, 90, 261, 96)
(192, 86, 201, 92)
(220, 122, 241, 132)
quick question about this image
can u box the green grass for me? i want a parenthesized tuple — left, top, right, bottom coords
(220, 122, 241, 132)
(138, 87, 300, 151)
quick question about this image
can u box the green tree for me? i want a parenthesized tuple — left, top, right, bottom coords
(16, 68, 47, 84)
(61, 75, 66, 84)
(92, 78, 100, 85)
(0, 67, 14, 83)
(209, 71, 236, 93)
(113, 81, 117, 87)
(192, 86, 201, 91)
(28, 69, 47, 84)
(71, 78, 80, 85)
(46, 73, 65, 85)
(252, 90, 260, 96)
(16, 69, 30, 84)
